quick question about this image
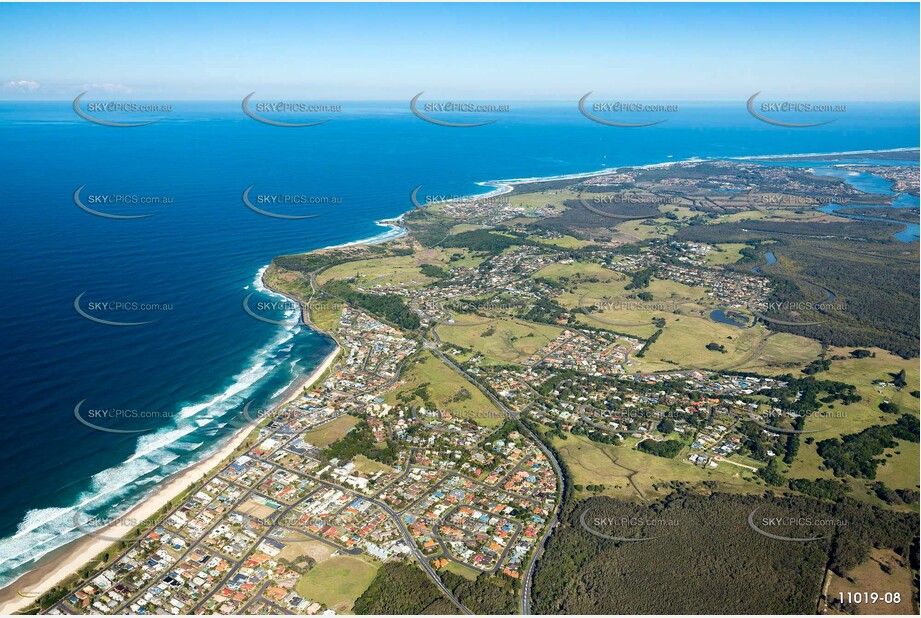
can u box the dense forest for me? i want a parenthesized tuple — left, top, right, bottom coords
(322, 279, 421, 330)
(637, 438, 684, 458)
(675, 224, 919, 357)
(352, 562, 518, 615)
(440, 229, 537, 253)
(352, 562, 456, 614)
(441, 571, 518, 614)
(532, 492, 919, 614)
(322, 421, 399, 466)
(816, 414, 920, 479)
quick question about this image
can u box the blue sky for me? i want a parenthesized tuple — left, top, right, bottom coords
(2, 3, 918, 100)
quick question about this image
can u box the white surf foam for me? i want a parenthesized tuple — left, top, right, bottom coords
(0, 307, 305, 584)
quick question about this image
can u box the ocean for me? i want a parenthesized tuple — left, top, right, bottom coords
(0, 99, 917, 587)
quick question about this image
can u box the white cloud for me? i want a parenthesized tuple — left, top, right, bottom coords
(3, 80, 40, 92)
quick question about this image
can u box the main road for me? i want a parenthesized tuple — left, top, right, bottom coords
(423, 339, 564, 615)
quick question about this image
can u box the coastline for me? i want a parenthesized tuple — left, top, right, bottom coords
(0, 143, 916, 613)
(0, 344, 339, 615)
(474, 146, 918, 198)
(322, 217, 408, 250)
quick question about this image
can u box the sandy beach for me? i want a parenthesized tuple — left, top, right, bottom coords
(4, 143, 910, 615)
(0, 345, 339, 615)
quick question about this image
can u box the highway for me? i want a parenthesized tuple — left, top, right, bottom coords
(423, 338, 565, 615)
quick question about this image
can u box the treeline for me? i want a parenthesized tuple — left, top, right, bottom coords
(740, 374, 863, 466)
(678, 225, 920, 357)
(677, 219, 897, 244)
(351, 562, 519, 614)
(440, 229, 537, 253)
(816, 414, 920, 479)
(322, 421, 399, 466)
(532, 491, 919, 614)
(561, 197, 661, 220)
(788, 477, 848, 501)
(441, 571, 518, 614)
(419, 263, 450, 279)
(273, 252, 340, 274)
(323, 279, 420, 330)
(870, 481, 921, 507)
(637, 438, 683, 458)
(352, 561, 457, 614)
(625, 266, 656, 290)
(519, 296, 570, 325)
(635, 328, 662, 358)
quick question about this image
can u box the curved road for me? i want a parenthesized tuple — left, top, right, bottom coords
(423, 339, 564, 615)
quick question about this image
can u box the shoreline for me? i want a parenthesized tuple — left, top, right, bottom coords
(0, 344, 339, 615)
(0, 143, 915, 613)
(321, 217, 408, 250)
(473, 146, 919, 197)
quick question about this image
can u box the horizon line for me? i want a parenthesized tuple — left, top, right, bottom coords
(4, 97, 921, 103)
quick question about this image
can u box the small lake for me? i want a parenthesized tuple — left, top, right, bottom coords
(709, 308, 750, 328)
(751, 251, 777, 274)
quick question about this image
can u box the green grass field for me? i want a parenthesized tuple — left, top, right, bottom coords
(527, 234, 590, 249)
(383, 350, 503, 426)
(303, 414, 360, 447)
(551, 433, 760, 501)
(317, 254, 436, 290)
(295, 555, 379, 613)
(704, 243, 748, 267)
(825, 548, 916, 615)
(310, 299, 343, 332)
(435, 317, 563, 366)
(786, 347, 920, 500)
(535, 260, 625, 285)
(632, 315, 772, 371)
(734, 332, 823, 374)
(352, 454, 393, 476)
(439, 560, 480, 581)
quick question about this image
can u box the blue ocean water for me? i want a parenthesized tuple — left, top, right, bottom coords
(0, 100, 917, 586)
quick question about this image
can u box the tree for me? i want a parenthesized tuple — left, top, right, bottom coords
(657, 417, 675, 434)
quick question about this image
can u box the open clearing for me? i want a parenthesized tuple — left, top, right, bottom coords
(787, 347, 920, 499)
(278, 538, 336, 564)
(295, 555, 379, 613)
(825, 548, 915, 615)
(435, 317, 564, 366)
(303, 414, 360, 447)
(550, 433, 759, 501)
(383, 350, 503, 426)
(439, 560, 480, 581)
